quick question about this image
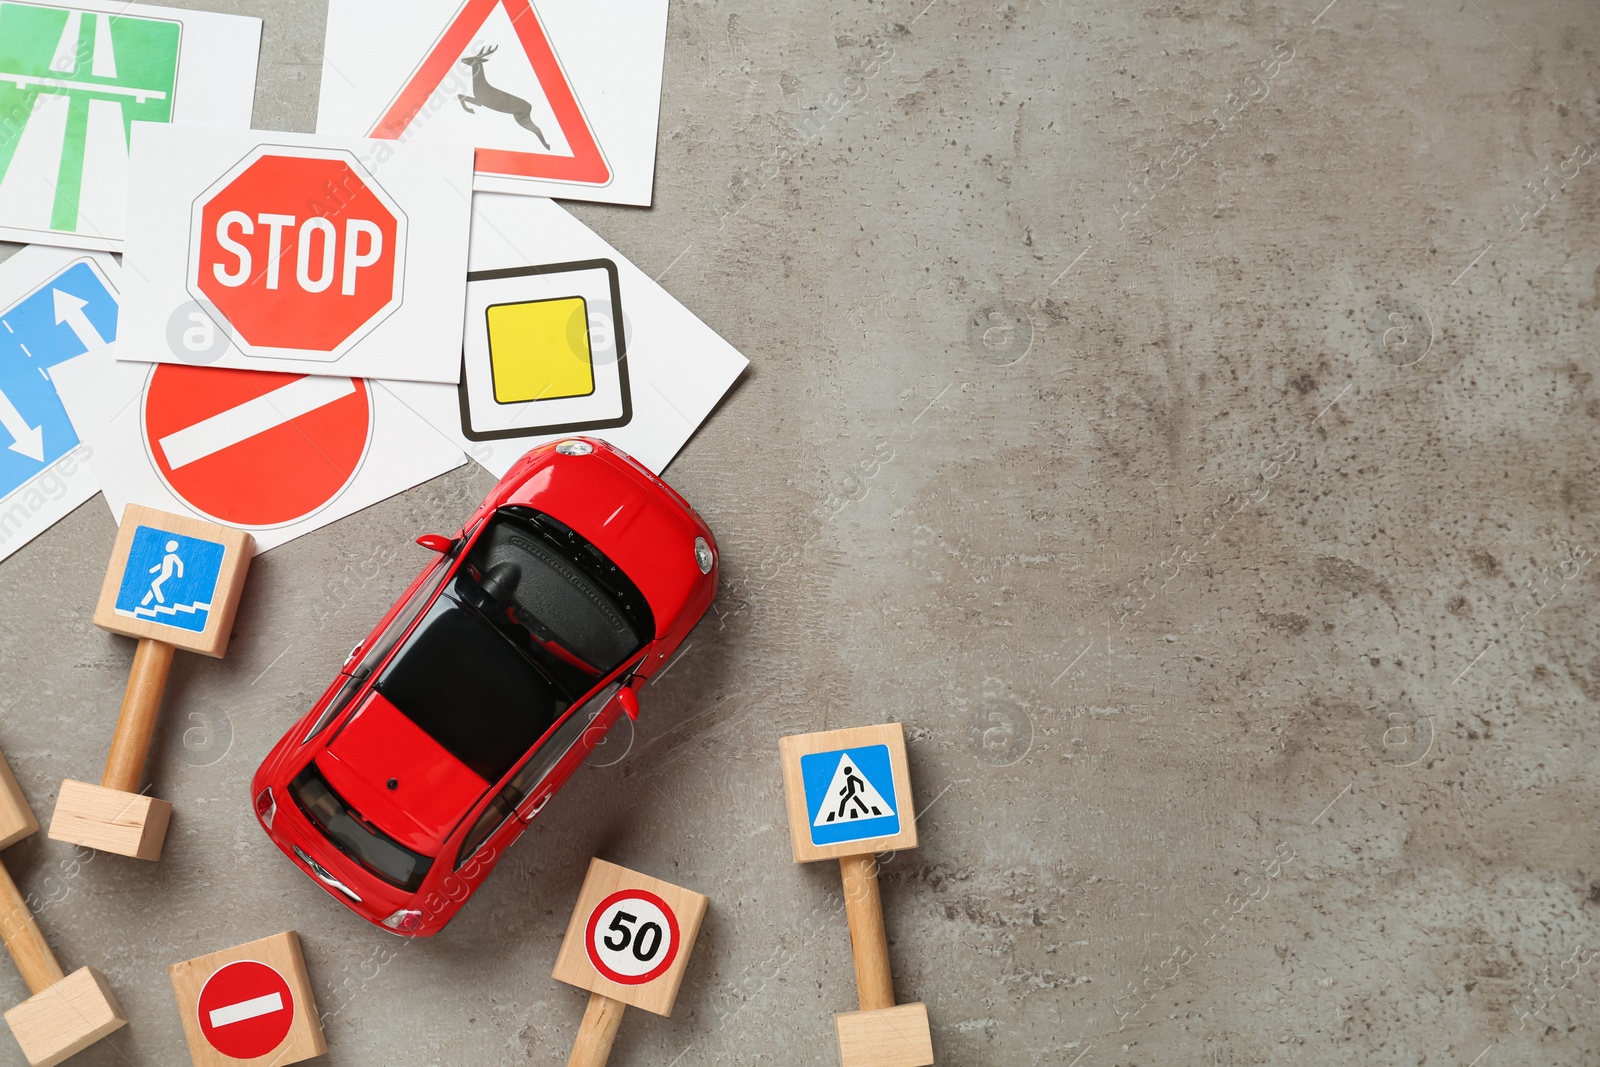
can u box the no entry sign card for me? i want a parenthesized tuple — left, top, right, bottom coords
(553, 858, 708, 1018)
(169, 931, 326, 1067)
(0, 246, 118, 564)
(779, 723, 919, 864)
(119, 125, 474, 383)
(0, 0, 260, 252)
(50, 344, 466, 554)
(387, 193, 748, 477)
(317, 0, 669, 206)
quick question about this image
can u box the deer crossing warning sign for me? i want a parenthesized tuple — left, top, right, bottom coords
(369, 0, 609, 188)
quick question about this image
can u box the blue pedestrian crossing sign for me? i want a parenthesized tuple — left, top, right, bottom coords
(113, 524, 225, 634)
(801, 744, 901, 847)
(0, 257, 116, 500)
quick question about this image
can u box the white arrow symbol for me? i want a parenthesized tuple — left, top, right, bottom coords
(0, 385, 45, 462)
(53, 289, 106, 350)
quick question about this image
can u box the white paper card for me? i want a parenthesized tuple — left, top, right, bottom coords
(0, 0, 260, 251)
(51, 346, 467, 555)
(0, 246, 119, 562)
(317, 0, 668, 207)
(118, 124, 474, 383)
(387, 193, 747, 477)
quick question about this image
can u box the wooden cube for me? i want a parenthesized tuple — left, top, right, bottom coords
(4, 966, 127, 1067)
(835, 1003, 934, 1067)
(92, 504, 253, 658)
(47, 779, 172, 861)
(169, 932, 326, 1067)
(0, 752, 38, 851)
(552, 859, 708, 1018)
(779, 723, 920, 863)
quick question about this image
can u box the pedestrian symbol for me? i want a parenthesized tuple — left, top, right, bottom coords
(0, 2, 180, 240)
(113, 524, 224, 634)
(800, 744, 901, 847)
(0, 257, 117, 501)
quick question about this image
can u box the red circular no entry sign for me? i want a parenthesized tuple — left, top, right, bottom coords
(197, 960, 295, 1059)
(142, 363, 373, 528)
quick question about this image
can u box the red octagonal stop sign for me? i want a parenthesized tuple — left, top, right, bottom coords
(189, 147, 407, 359)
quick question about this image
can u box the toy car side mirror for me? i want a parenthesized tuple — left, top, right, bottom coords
(616, 687, 639, 721)
(416, 533, 453, 553)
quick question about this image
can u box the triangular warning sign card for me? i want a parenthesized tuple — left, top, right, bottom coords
(800, 744, 902, 847)
(370, 0, 610, 187)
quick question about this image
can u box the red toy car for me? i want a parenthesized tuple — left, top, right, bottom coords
(250, 438, 717, 936)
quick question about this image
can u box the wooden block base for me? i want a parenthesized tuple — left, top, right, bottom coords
(170, 931, 326, 1066)
(0, 755, 37, 851)
(4, 966, 127, 1067)
(47, 780, 171, 861)
(835, 1003, 934, 1067)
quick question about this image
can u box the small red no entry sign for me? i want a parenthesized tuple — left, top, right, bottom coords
(196, 959, 295, 1060)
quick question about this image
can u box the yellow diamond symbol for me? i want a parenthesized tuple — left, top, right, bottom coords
(485, 296, 595, 404)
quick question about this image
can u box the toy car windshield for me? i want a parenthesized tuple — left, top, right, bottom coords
(370, 507, 654, 784)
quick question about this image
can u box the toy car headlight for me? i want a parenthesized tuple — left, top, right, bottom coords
(694, 537, 714, 574)
(555, 440, 593, 456)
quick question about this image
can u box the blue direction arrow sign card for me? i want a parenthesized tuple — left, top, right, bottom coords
(0, 250, 117, 562)
(800, 744, 901, 847)
(0, 256, 115, 497)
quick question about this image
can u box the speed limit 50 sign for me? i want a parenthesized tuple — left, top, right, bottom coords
(553, 859, 707, 1017)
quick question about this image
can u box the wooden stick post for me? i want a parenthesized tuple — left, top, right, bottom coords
(567, 991, 627, 1067)
(552, 859, 708, 1067)
(779, 723, 936, 1067)
(0, 750, 127, 1066)
(48, 506, 251, 862)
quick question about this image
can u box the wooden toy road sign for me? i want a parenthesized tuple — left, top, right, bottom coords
(779, 723, 935, 1067)
(169, 931, 326, 1067)
(48, 504, 252, 861)
(0, 748, 127, 1067)
(552, 859, 708, 1067)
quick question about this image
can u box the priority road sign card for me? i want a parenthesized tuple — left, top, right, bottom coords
(317, 0, 669, 206)
(169, 931, 327, 1067)
(0, 246, 117, 564)
(49, 345, 466, 554)
(0, 0, 260, 252)
(387, 193, 748, 476)
(119, 124, 474, 383)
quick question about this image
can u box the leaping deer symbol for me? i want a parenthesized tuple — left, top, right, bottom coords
(459, 45, 551, 150)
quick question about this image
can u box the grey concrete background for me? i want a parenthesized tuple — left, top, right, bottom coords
(1, 0, 1598, 1064)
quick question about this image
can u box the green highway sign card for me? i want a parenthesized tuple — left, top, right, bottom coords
(0, 0, 259, 252)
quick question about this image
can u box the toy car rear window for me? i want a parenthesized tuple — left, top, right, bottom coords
(290, 763, 434, 892)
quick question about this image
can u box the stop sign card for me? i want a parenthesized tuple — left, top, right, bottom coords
(119, 125, 474, 383)
(317, 0, 669, 207)
(385, 193, 748, 476)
